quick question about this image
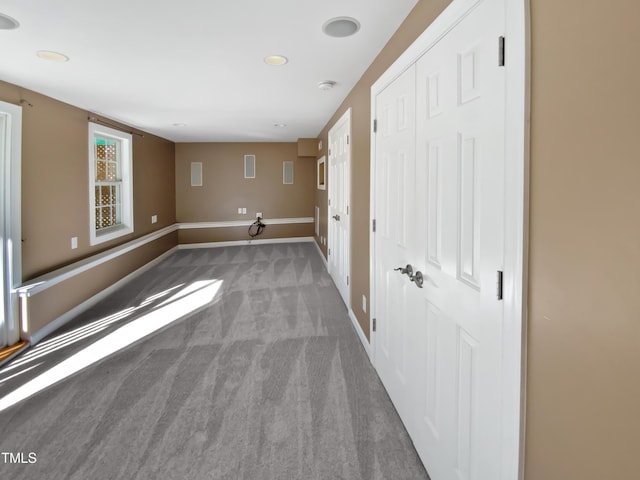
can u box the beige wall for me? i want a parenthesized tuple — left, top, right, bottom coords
(175, 142, 315, 243)
(0, 80, 177, 335)
(316, 0, 640, 478)
(314, 0, 452, 339)
(526, 0, 640, 478)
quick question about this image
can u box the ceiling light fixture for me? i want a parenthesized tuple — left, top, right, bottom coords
(322, 17, 360, 38)
(0, 13, 19, 30)
(36, 50, 69, 62)
(274, 123, 287, 128)
(264, 55, 288, 66)
(317, 80, 337, 91)
(172, 123, 187, 127)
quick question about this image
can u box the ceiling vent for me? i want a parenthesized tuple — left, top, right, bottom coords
(322, 17, 360, 38)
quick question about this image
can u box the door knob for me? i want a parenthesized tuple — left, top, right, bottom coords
(332, 214, 340, 221)
(394, 264, 414, 278)
(412, 271, 424, 288)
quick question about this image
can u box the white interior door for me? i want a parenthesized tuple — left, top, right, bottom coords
(373, 1, 508, 479)
(328, 109, 351, 306)
(372, 66, 416, 424)
(1, 101, 22, 349)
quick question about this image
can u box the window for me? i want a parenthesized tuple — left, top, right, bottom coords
(88, 122, 133, 245)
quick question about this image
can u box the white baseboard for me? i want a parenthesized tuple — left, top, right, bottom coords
(348, 308, 371, 360)
(313, 239, 328, 269)
(29, 247, 178, 345)
(178, 236, 315, 249)
(178, 217, 314, 229)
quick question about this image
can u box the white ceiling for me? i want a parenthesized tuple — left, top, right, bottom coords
(0, 0, 419, 142)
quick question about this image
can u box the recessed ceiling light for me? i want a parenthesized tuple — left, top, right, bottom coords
(172, 123, 187, 127)
(274, 123, 287, 128)
(264, 55, 288, 66)
(0, 13, 19, 30)
(317, 80, 337, 91)
(36, 50, 69, 62)
(322, 17, 361, 38)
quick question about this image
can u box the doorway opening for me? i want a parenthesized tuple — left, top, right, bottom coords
(327, 108, 352, 307)
(1, 100, 24, 359)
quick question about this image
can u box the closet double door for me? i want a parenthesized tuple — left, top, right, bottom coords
(373, 1, 506, 479)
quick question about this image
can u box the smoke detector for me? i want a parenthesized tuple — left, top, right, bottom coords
(317, 80, 337, 91)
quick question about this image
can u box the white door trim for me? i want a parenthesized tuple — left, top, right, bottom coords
(328, 107, 352, 308)
(1, 100, 23, 347)
(369, 1, 530, 479)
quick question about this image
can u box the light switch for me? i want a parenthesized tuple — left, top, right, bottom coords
(151, 215, 157, 224)
(71, 237, 78, 249)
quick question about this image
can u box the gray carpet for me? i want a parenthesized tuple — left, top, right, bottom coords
(0, 242, 429, 480)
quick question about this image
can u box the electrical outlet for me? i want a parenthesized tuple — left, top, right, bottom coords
(71, 237, 78, 249)
(151, 215, 157, 224)
(256, 212, 262, 218)
(242, 208, 247, 214)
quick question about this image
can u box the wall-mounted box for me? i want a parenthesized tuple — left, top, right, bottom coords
(297, 138, 318, 157)
(191, 162, 203, 186)
(244, 154, 256, 178)
(283, 161, 294, 184)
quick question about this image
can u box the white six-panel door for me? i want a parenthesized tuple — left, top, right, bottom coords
(328, 109, 352, 307)
(372, 65, 416, 424)
(373, 1, 507, 479)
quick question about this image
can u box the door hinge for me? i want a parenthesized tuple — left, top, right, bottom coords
(496, 270, 504, 300)
(346, 205, 349, 214)
(328, 148, 332, 156)
(372, 219, 376, 233)
(346, 275, 349, 286)
(498, 36, 505, 66)
(373, 119, 377, 133)
(372, 318, 376, 332)
(346, 135, 350, 145)
(328, 247, 331, 255)
(328, 199, 331, 206)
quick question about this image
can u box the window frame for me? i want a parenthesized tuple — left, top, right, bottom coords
(88, 122, 134, 245)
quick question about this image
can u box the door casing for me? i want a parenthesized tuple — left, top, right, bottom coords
(0, 100, 23, 348)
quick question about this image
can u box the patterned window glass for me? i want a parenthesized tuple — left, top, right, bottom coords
(94, 138, 122, 230)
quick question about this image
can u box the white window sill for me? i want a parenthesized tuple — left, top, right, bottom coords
(90, 224, 133, 246)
